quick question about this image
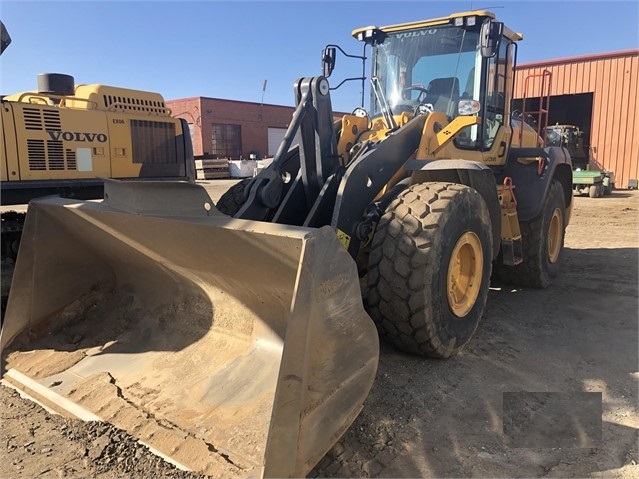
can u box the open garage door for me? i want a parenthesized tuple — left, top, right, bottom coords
(267, 128, 286, 156)
(267, 127, 301, 157)
(513, 92, 594, 165)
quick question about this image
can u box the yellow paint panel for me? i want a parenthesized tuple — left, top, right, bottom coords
(1, 105, 19, 181)
(352, 11, 522, 42)
(352, 10, 496, 37)
(336, 229, 351, 250)
(11, 103, 113, 181)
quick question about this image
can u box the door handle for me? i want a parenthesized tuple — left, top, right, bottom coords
(498, 141, 507, 157)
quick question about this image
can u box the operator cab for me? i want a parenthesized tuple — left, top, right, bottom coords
(350, 11, 522, 154)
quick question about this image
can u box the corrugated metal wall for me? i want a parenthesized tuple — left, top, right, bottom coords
(514, 50, 639, 188)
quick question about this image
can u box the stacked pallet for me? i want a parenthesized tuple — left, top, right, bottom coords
(194, 158, 230, 179)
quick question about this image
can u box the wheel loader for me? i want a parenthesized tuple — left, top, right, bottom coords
(1, 10, 572, 478)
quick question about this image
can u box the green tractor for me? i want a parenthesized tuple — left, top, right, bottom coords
(545, 124, 614, 197)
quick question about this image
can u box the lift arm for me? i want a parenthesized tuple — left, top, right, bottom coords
(235, 76, 340, 223)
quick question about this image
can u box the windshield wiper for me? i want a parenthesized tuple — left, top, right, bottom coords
(370, 76, 397, 130)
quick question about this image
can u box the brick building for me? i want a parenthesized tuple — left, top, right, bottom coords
(166, 97, 299, 160)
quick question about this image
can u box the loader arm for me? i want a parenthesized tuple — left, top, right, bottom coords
(234, 76, 426, 259)
(331, 115, 426, 256)
(236, 76, 340, 224)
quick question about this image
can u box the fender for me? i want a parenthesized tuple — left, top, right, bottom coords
(405, 159, 501, 259)
(495, 146, 573, 222)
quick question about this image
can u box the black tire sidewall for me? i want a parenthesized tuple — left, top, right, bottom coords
(538, 181, 566, 280)
(428, 190, 493, 352)
(366, 183, 493, 357)
(216, 178, 251, 216)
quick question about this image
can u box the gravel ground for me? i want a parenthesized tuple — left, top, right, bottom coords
(1, 185, 637, 478)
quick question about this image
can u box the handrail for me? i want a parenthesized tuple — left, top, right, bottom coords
(15, 92, 98, 109)
(518, 69, 551, 147)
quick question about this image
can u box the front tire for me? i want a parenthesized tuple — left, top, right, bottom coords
(497, 180, 566, 288)
(216, 178, 251, 216)
(366, 182, 493, 358)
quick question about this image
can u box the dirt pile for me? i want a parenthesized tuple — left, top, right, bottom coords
(0, 386, 208, 479)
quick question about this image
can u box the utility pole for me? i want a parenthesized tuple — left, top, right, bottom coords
(260, 80, 267, 120)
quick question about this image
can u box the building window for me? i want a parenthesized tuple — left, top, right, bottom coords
(211, 123, 241, 158)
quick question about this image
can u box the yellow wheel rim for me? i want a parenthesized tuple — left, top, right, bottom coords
(447, 231, 483, 318)
(547, 208, 562, 263)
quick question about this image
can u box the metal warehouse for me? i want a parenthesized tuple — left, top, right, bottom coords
(514, 49, 639, 189)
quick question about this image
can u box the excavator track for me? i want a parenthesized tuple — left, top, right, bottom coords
(1, 210, 24, 259)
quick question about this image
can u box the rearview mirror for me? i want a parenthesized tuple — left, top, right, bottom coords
(322, 47, 336, 78)
(480, 19, 503, 58)
(0, 21, 11, 56)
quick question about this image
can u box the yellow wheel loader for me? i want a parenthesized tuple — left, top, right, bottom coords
(1, 11, 572, 478)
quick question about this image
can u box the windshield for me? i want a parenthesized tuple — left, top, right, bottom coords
(545, 127, 562, 147)
(545, 126, 578, 147)
(370, 25, 481, 117)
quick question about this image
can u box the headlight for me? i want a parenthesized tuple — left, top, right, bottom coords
(453, 16, 477, 27)
(458, 100, 481, 115)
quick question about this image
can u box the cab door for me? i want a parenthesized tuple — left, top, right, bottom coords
(481, 38, 514, 166)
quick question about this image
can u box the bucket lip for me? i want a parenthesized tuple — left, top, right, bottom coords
(31, 195, 332, 240)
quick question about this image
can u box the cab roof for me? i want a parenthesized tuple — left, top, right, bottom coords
(352, 10, 523, 42)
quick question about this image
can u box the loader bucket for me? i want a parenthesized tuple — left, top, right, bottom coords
(0, 180, 379, 478)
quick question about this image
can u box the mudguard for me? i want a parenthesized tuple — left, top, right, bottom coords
(496, 146, 573, 222)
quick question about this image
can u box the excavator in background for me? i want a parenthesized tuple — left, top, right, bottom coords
(545, 123, 614, 197)
(0, 21, 195, 258)
(1, 11, 572, 478)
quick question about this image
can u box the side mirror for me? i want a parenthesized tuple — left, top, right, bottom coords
(458, 99, 481, 116)
(480, 19, 503, 58)
(0, 21, 11, 56)
(322, 47, 336, 78)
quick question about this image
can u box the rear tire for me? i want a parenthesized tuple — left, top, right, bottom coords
(604, 183, 612, 195)
(366, 182, 493, 358)
(496, 180, 566, 288)
(216, 178, 251, 216)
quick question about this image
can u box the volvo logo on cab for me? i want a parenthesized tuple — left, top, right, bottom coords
(47, 131, 108, 142)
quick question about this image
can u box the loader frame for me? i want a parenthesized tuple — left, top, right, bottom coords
(231, 74, 572, 264)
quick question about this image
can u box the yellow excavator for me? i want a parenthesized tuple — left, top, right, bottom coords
(1, 10, 572, 478)
(0, 20, 194, 258)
